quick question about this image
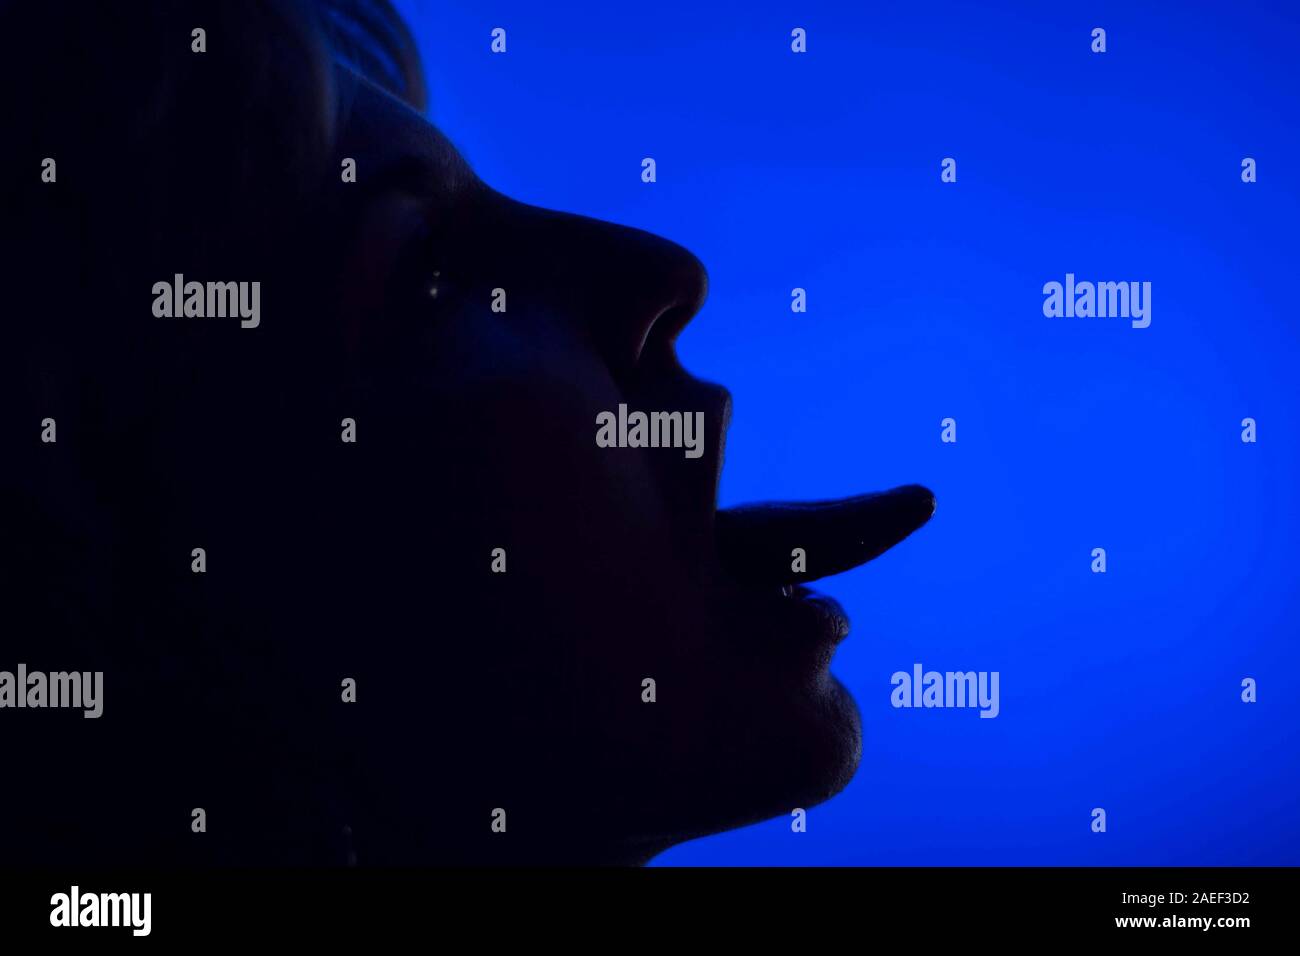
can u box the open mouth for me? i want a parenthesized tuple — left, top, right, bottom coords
(713, 486, 936, 641)
(628, 364, 934, 638)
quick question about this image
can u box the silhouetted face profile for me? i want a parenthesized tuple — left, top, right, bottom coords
(0, 0, 933, 866)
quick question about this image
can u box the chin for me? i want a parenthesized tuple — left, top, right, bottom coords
(657, 674, 865, 853)
(782, 673, 865, 809)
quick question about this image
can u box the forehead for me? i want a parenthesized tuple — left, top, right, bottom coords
(334, 67, 479, 203)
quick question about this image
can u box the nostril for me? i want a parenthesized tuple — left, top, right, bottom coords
(570, 215, 708, 376)
(654, 303, 697, 344)
(636, 304, 695, 371)
(637, 242, 709, 361)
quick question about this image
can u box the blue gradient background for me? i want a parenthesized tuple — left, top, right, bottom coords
(395, 0, 1300, 865)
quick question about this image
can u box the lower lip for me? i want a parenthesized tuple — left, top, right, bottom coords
(776, 587, 850, 643)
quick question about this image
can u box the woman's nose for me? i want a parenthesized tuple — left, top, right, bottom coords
(473, 190, 709, 378)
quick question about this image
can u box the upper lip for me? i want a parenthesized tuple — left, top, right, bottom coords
(629, 362, 936, 594)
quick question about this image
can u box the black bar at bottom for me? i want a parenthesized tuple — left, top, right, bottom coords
(0, 866, 1281, 942)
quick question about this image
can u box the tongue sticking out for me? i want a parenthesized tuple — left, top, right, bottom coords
(715, 484, 936, 589)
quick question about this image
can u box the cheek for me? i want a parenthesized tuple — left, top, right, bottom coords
(439, 354, 711, 617)
(336, 197, 428, 359)
(403, 316, 729, 667)
(454, 373, 673, 557)
(431, 321, 659, 526)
